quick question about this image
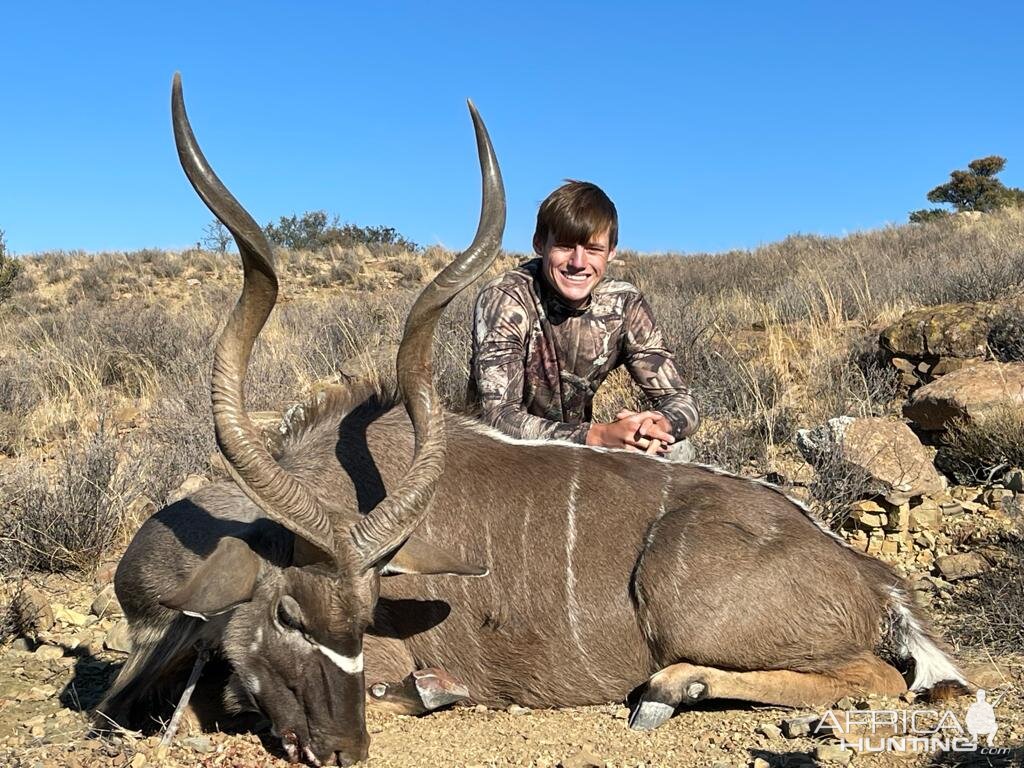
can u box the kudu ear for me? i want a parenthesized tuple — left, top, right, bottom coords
(160, 537, 262, 619)
(379, 536, 488, 577)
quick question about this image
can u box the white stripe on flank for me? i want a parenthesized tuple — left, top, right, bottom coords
(315, 644, 364, 674)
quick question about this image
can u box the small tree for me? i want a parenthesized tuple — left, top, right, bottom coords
(264, 210, 417, 252)
(264, 210, 336, 250)
(0, 229, 21, 304)
(200, 218, 233, 253)
(911, 155, 1024, 222)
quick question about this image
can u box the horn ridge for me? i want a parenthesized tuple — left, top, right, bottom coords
(172, 73, 336, 563)
(351, 100, 506, 568)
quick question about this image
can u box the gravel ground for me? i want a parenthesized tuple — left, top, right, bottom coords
(0, 576, 1020, 768)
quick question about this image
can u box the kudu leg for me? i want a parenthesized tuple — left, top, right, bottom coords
(160, 647, 210, 746)
(368, 667, 471, 715)
(630, 654, 906, 731)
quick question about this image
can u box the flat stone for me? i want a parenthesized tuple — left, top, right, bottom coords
(183, 736, 213, 754)
(560, 746, 603, 768)
(13, 585, 54, 635)
(782, 714, 819, 738)
(815, 744, 853, 764)
(936, 552, 990, 580)
(880, 301, 998, 359)
(908, 500, 942, 532)
(91, 585, 122, 619)
(905, 361, 1024, 431)
(33, 645, 64, 661)
(797, 417, 943, 504)
(756, 723, 783, 740)
(53, 604, 90, 627)
(506, 704, 530, 715)
(104, 620, 133, 654)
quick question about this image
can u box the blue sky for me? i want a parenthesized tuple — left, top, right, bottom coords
(2, 2, 1022, 255)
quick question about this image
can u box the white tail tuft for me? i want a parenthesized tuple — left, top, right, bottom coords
(889, 587, 967, 690)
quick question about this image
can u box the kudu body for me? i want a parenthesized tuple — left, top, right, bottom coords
(98, 77, 966, 766)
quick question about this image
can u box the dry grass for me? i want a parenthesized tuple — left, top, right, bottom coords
(951, 533, 1024, 653)
(0, 210, 1021, 571)
(936, 406, 1024, 485)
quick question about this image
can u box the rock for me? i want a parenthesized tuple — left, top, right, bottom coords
(756, 723, 783, 740)
(91, 585, 123, 619)
(94, 561, 119, 587)
(506, 704, 530, 715)
(53, 604, 91, 627)
(130, 753, 146, 768)
(104, 620, 133, 654)
(34, 644, 64, 661)
(167, 475, 208, 504)
(815, 744, 853, 764)
(560, 746, 603, 768)
(904, 361, 1024, 431)
(782, 714, 819, 738)
(13, 585, 55, 635)
(183, 736, 213, 754)
(10, 637, 34, 653)
(17, 684, 57, 702)
(848, 500, 887, 529)
(881, 500, 910, 532)
(123, 497, 157, 529)
(964, 661, 1006, 690)
(1006, 468, 1024, 492)
(186, 278, 201, 287)
(881, 302, 998, 360)
(935, 552, 990, 580)
(908, 499, 942, 531)
(796, 417, 944, 504)
(753, 759, 771, 768)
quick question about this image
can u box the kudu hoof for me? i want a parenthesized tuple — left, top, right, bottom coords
(368, 667, 470, 715)
(628, 677, 708, 731)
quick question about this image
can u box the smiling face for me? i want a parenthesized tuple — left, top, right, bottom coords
(535, 228, 616, 307)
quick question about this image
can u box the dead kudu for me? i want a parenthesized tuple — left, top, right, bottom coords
(97, 76, 967, 766)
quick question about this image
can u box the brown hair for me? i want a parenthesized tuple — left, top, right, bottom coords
(534, 180, 618, 250)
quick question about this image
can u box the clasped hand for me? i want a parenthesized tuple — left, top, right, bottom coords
(585, 409, 675, 454)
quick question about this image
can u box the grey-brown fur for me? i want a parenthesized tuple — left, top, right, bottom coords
(101, 385, 960, 721)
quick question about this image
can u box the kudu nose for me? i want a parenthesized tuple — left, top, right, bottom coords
(332, 742, 369, 766)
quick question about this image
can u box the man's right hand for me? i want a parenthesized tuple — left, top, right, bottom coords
(585, 410, 675, 454)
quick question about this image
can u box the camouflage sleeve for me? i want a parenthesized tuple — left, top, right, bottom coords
(622, 295, 701, 439)
(471, 286, 590, 444)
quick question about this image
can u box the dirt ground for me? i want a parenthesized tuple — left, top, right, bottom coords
(0, 574, 1021, 768)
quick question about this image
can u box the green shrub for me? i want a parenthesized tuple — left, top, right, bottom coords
(0, 229, 21, 304)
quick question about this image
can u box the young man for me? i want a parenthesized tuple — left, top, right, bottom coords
(470, 180, 699, 457)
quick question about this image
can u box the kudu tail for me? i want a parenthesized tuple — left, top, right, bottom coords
(887, 585, 969, 697)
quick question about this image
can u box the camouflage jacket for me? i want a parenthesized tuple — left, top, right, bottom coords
(469, 259, 700, 444)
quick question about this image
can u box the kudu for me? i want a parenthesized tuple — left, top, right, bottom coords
(98, 75, 967, 766)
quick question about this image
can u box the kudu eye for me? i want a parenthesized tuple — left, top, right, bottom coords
(275, 596, 304, 632)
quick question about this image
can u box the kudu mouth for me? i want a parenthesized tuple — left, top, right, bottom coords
(171, 72, 505, 572)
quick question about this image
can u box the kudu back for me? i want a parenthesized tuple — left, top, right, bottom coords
(98, 76, 966, 765)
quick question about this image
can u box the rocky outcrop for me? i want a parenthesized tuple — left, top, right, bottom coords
(881, 301, 997, 361)
(796, 416, 945, 504)
(904, 361, 1024, 430)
